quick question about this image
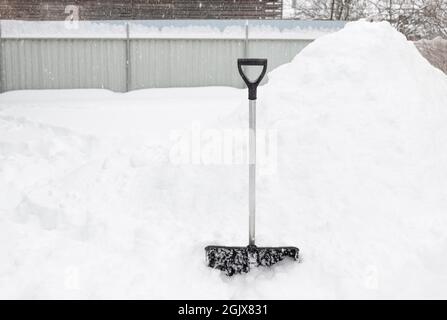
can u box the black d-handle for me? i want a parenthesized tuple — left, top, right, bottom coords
(238, 58, 268, 100)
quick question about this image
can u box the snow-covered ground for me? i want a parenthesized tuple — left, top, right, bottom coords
(1, 21, 447, 299)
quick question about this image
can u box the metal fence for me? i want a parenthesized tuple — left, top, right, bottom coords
(0, 20, 345, 93)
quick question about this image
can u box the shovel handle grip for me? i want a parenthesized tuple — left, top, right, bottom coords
(237, 58, 267, 100)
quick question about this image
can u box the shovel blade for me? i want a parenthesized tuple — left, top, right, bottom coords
(205, 245, 299, 276)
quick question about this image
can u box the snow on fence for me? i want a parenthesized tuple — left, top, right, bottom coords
(0, 20, 345, 93)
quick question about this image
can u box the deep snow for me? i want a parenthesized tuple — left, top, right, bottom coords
(1, 21, 447, 299)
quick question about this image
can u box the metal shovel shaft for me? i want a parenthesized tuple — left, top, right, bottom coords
(237, 58, 267, 247)
(249, 99, 256, 246)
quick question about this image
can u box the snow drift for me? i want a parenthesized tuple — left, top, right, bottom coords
(258, 20, 447, 298)
(1, 20, 447, 299)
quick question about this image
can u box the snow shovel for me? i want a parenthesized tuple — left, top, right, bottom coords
(205, 58, 299, 276)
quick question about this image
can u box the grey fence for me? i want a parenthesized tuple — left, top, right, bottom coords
(0, 20, 345, 93)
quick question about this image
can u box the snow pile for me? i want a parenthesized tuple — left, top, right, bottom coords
(1, 20, 447, 299)
(259, 20, 447, 298)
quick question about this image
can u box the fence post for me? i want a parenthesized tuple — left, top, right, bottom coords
(125, 22, 131, 92)
(244, 20, 249, 59)
(0, 21, 3, 93)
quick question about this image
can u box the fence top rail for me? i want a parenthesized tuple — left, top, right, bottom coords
(0, 37, 315, 42)
(0, 19, 346, 40)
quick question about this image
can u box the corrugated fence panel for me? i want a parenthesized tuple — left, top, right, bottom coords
(0, 38, 314, 92)
(2, 39, 126, 92)
(130, 39, 246, 89)
(0, 20, 348, 92)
